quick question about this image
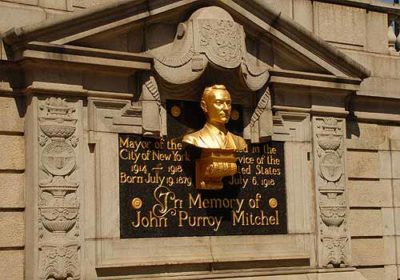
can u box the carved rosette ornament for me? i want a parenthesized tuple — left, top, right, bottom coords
(313, 117, 349, 268)
(38, 98, 80, 280)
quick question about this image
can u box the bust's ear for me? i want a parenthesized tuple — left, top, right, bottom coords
(200, 100, 207, 113)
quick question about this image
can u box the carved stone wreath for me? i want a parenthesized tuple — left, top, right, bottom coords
(319, 152, 343, 182)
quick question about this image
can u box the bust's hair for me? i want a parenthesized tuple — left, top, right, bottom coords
(201, 85, 227, 102)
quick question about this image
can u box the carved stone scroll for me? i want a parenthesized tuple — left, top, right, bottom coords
(312, 117, 350, 268)
(38, 98, 80, 280)
(248, 87, 272, 143)
(141, 75, 162, 137)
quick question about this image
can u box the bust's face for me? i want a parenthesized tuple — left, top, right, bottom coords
(203, 88, 232, 126)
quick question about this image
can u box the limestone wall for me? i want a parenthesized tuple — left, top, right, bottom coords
(0, 0, 71, 60)
(0, 94, 25, 279)
(267, 3, 400, 279)
(347, 123, 400, 280)
(0, 0, 399, 280)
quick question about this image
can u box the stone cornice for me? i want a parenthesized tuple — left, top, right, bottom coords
(1, 0, 371, 80)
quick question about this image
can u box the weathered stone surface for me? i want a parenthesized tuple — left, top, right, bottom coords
(347, 150, 379, 179)
(293, 0, 313, 31)
(0, 212, 24, 247)
(0, 0, 398, 278)
(384, 265, 397, 280)
(358, 267, 384, 280)
(395, 208, 400, 236)
(366, 11, 388, 54)
(392, 151, 400, 179)
(382, 207, 395, 236)
(384, 236, 397, 265)
(0, 135, 25, 170)
(0, 97, 24, 133)
(390, 127, 400, 140)
(391, 140, 400, 151)
(45, 8, 70, 20)
(0, 173, 24, 208)
(348, 179, 392, 207)
(39, 0, 70, 10)
(380, 151, 392, 179)
(72, 0, 109, 8)
(307, 271, 370, 280)
(393, 180, 400, 207)
(343, 50, 400, 79)
(314, 2, 366, 47)
(349, 209, 382, 237)
(346, 122, 389, 150)
(5, 0, 38, 5)
(359, 77, 400, 101)
(0, 250, 24, 280)
(352, 238, 385, 266)
(263, 0, 293, 18)
(0, 2, 45, 34)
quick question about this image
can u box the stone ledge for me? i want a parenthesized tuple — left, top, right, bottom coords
(96, 267, 368, 280)
(356, 267, 384, 280)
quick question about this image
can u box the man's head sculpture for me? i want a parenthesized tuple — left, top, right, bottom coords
(183, 85, 247, 151)
(183, 85, 247, 190)
(201, 84, 231, 126)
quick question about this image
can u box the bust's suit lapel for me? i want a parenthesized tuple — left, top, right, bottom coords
(198, 126, 218, 149)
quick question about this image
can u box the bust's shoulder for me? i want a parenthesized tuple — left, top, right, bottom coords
(231, 133, 247, 150)
(182, 129, 204, 146)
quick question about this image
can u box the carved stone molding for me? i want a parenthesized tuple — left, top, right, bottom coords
(271, 111, 311, 142)
(38, 98, 80, 280)
(149, 6, 272, 139)
(312, 117, 350, 268)
(195, 18, 244, 69)
(247, 87, 272, 143)
(141, 75, 162, 137)
(87, 97, 142, 138)
(152, 6, 270, 90)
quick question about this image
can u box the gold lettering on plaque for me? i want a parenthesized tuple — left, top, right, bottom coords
(182, 85, 247, 190)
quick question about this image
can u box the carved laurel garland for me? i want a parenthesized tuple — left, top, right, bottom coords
(313, 117, 349, 267)
(38, 98, 80, 280)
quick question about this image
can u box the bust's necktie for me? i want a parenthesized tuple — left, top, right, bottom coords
(218, 131, 226, 148)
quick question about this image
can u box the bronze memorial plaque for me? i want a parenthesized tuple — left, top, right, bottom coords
(120, 91, 287, 238)
(119, 136, 287, 238)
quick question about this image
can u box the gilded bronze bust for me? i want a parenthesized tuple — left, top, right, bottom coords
(182, 85, 247, 151)
(183, 85, 247, 190)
